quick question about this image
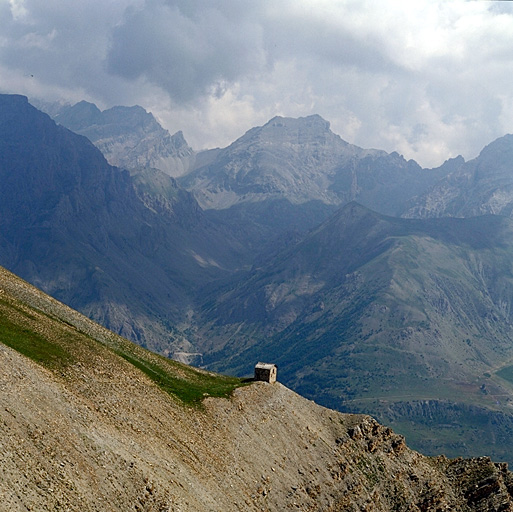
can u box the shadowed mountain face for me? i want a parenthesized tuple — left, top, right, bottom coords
(405, 135, 513, 219)
(0, 94, 244, 358)
(53, 100, 195, 177)
(2, 262, 513, 512)
(197, 203, 513, 463)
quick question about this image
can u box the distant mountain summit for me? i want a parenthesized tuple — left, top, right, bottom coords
(54, 101, 195, 177)
(405, 134, 513, 218)
(178, 114, 453, 253)
(180, 114, 447, 216)
(181, 114, 375, 209)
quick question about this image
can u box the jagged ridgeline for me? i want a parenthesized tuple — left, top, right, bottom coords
(53, 100, 196, 177)
(3, 263, 513, 511)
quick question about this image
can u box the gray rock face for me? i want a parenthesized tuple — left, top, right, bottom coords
(180, 114, 447, 217)
(54, 101, 195, 177)
(181, 114, 376, 209)
(405, 135, 513, 218)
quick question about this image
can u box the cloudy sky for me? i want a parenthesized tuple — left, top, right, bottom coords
(1, 0, 513, 167)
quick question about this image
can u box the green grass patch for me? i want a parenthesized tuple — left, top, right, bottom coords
(0, 311, 74, 369)
(0, 293, 247, 408)
(116, 350, 247, 406)
(496, 365, 513, 385)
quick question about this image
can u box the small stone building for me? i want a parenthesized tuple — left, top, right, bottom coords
(254, 362, 278, 383)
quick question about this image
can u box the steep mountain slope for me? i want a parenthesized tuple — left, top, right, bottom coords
(9, 94, 513, 467)
(0, 94, 243, 358)
(2, 264, 513, 511)
(197, 202, 513, 463)
(53, 100, 195, 177)
(405, 135, 513, 218)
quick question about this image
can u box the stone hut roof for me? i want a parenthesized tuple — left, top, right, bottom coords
(255, 362, 277, 370)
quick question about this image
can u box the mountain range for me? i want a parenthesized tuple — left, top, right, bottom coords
(180, 113, 453, 212)
(178, 114, 453, 249)
(2, 262, 513, 511)
(6, 93, 513, 463)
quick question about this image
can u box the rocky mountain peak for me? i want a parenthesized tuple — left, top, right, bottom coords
(0, 94, 54, 139)
(180, 114, 364, 210)
(237, 113, 342, 149)
(263, 113, 332, 133)
(52, 102, 196, 177)
(404, 134, 513, 219)
(168, 130, 193, 157)
(180, 113, 443, 217)
(53, 100, 102, 130)
(476, 133, 513, 165)
(54, 101, 168, 143)
(0, 93, 29, 109)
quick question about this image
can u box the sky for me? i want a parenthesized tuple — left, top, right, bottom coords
(1, 0, 513, 168)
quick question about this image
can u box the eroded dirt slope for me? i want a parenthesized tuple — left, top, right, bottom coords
(2, 346, 513, 511)
(1, 266, 513, 511)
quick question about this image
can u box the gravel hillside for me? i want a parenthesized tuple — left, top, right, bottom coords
(1, 267, 513, 511)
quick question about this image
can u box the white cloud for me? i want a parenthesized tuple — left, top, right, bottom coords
(8, 0, 28, 20)
(1, 0, 513, 167)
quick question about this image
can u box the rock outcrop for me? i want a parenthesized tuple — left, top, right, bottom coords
(53, 101, 195, 177)
(404, 135, 513, 219)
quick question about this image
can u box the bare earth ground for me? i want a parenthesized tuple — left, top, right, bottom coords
(1, 265, 513, 511)
(2, 341, 513, 511)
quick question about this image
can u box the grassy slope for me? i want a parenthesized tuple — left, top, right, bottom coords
(0, 266, 246, 407)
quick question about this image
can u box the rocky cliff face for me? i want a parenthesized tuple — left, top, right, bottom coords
(1, 264, 513, 511)
(180, 114, 447, 217)
(53, 101, 195, 177)
(405, 135, 513, 219)
(0, 94, 244, 357)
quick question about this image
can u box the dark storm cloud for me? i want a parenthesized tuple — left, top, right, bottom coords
(0, 0, 128, 102)
(261, 7, 400, 76)
(107, 0, 267, 103)
(106, 0, 401, 105)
